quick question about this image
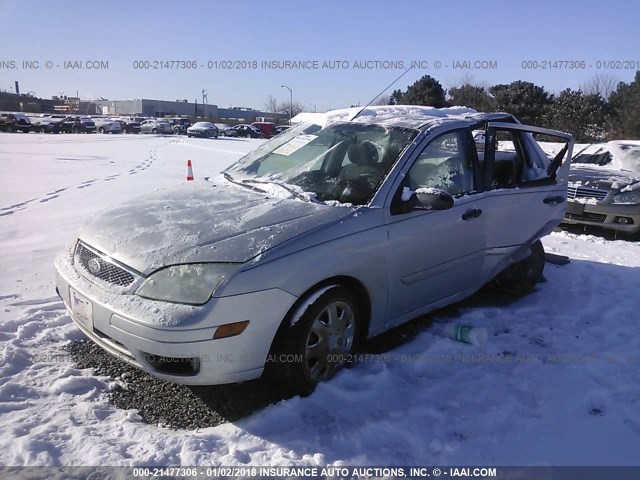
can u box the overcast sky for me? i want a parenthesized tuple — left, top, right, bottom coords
(1, 0, 639, 112)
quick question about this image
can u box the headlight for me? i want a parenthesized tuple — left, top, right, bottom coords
(135, 264, 237, 305)
(612, 190, 640, 205)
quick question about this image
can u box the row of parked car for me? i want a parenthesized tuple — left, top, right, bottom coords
(0, 111, 291, 139)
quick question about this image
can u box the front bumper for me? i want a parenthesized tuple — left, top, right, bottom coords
(188, 130, 209, 137)
(563, 200, 640, 233)
(54, 248, 297, 385)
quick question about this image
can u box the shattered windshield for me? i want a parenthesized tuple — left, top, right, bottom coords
(572, 148, 613, 166)
(224, 122, 418, 205)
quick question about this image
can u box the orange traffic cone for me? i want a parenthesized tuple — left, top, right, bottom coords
(186, 160, 194, 181)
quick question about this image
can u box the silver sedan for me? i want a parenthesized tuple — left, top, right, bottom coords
(55, 106, 574, 395)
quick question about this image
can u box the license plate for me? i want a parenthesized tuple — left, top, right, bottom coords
(566, 202, 584, 215)
(70, 288, 93, 331)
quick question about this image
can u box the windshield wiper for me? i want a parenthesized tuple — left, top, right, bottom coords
(242, 179, 325, 204)
(222, 172, 266, 193)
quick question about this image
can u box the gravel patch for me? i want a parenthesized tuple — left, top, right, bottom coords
(66, 340, 291, 430)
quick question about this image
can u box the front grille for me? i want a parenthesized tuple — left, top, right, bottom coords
(567, 185, 608, 201)
(565, 212, 607, 223)
(74, 242, 137, 287)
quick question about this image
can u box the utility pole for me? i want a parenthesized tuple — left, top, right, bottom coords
(202, 89, 207, 119)
(281, 84, 292, 125)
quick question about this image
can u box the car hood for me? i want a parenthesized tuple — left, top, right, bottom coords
(77, 180, 350, 275)
(569, 165, 640, 190)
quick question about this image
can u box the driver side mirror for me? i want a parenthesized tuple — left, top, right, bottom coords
(414, 188, 454, 210)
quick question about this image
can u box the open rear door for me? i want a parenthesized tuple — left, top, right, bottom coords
(479, 122, 574, 277)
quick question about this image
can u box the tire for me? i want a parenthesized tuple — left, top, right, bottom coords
(72, 126, 80, 134)
(491, 240, 545, 296)
(99, 127, 104, 134)
(220, 131, 226, 137)
(152, 128, 158, 134)
(273, 285, 361, 396)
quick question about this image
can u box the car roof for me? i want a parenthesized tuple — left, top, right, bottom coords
(301, 106, 515, 130)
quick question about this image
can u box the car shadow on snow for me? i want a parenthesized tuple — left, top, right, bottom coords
(557, 224, 639, 242)
(67, 255, 640, 433)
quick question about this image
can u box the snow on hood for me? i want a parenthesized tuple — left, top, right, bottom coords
(541, 140, 640, 189)
(77, 179, 350, 275)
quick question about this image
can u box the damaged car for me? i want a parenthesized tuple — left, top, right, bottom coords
(563, 141, 640, 236)
(55, 106, 573, 395)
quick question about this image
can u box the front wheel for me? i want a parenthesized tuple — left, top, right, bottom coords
(99, 127, 105, 134)
(491, 240, 545, 296)
(274, 286, 361, 396)
(152, 128, 158, 134)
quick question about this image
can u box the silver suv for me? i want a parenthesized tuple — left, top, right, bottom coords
(167, 117, 191, 135)
(140, 119, 172, 134)
(55, 106, 573, 395)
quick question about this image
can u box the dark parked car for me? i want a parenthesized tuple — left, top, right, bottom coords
(113, 117, 141, 134)
(59, 116, 96, 133)
(275, 125, 291, 135)
(234, 124, 262, 138)
(251, 121, 276, 138)
(0, 112, 31, 133)
(29, 115, 64, 133)
(167, 117, 192, 135)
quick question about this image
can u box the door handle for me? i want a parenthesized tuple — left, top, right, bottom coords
(543, 195, 565, 205)
(462, 208, 482, 220)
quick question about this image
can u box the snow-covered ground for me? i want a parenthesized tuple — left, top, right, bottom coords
(1, 133, 639, 466)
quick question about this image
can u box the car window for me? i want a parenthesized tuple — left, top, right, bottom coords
(481, 129, 553, 187)
(406, 130, 476, 197)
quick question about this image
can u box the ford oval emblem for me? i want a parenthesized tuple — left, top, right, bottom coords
(87, 258, 101, 275)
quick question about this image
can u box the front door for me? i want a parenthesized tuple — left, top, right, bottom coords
(386, 128, 487, 326)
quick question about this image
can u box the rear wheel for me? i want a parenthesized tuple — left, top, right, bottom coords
(491, 240, 545, 296)
(99, 127, 105, 134)
(152, 128, 158, 134)
(274, 286, 361, 396)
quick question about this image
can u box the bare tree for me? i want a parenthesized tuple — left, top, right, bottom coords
(278, 100, 304, 117)
(373, 95, 390, 106)
(264, 95, 279, 114)
(582, 73, 618, 100)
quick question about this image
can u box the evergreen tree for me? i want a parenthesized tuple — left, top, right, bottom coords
(389, 89, 404, 105)
(448, 84, 496, 111)
(545, 89, 608, 142)
(489, 81, 551, 125)
(401, 75, 448, 107)
(607, 71, 640, 139)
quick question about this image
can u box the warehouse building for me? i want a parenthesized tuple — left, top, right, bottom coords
(95, 98, 287, 123)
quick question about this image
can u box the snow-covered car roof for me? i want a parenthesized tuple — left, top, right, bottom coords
(293, 105, 513, 130)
